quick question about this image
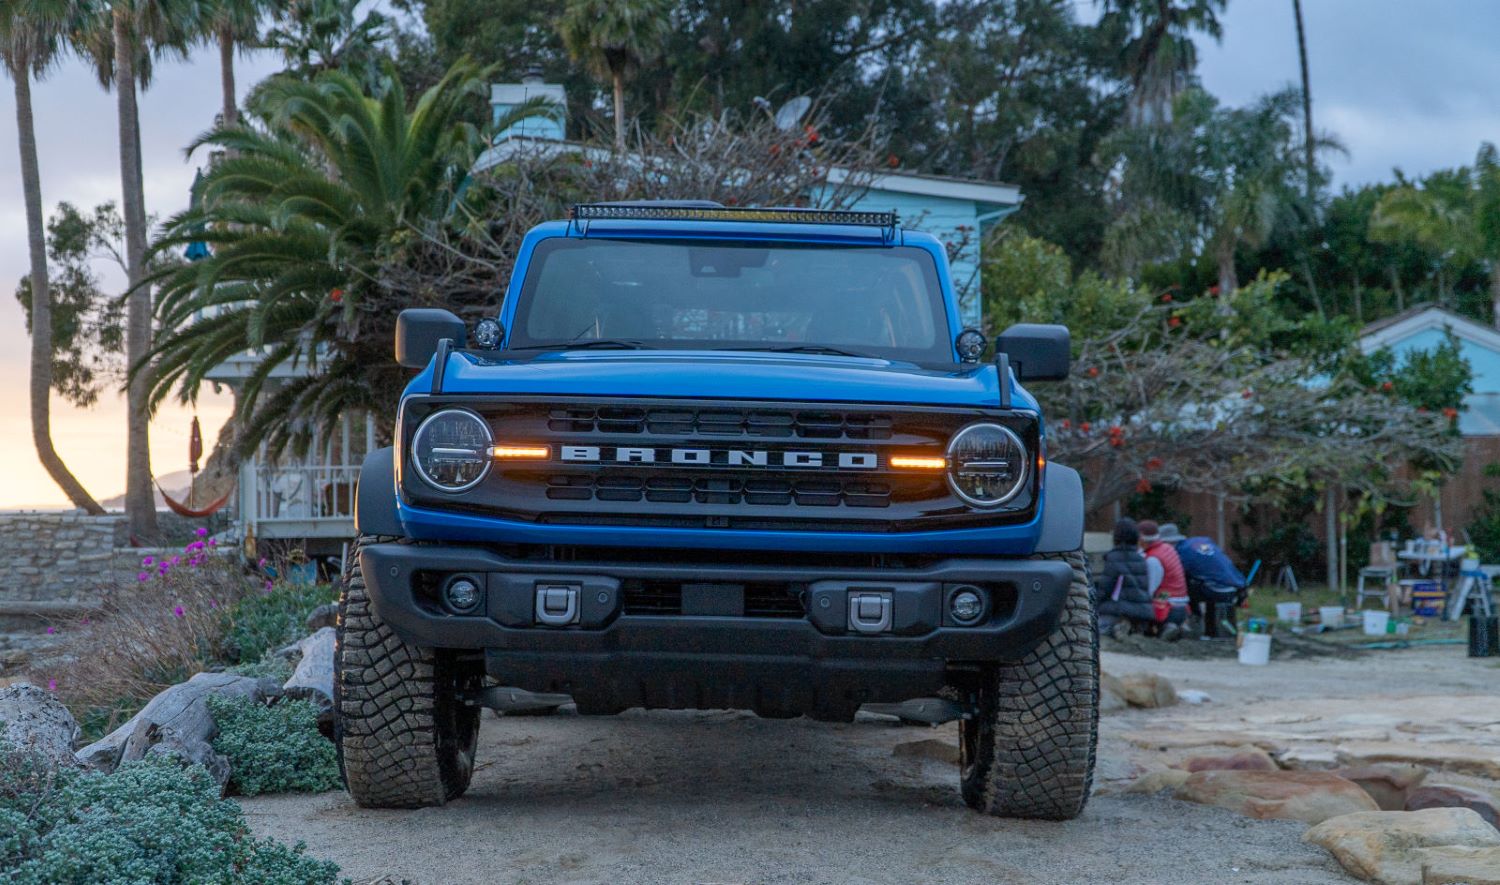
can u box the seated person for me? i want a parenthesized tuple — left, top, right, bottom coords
(1163, 524, 1247, 638)
(1139, 520, 1187, 640)
(1094, 518, 1156, 638)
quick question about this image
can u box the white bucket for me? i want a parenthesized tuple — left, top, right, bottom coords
(1238, 633, 1272, 665)
(1319, 606, 1345, 628)
(1362, 610, 1391, 636)
(1275, 602, 1302, 623)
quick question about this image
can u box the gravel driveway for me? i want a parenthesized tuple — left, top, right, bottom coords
(238, 644, 1500, 884)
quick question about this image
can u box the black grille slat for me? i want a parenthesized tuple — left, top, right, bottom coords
(558, 475, 891, 509)
(554, 406, 895, 440)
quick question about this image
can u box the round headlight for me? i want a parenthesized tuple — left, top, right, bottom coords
(411, 409, 492, 492)
(946, 422, 1029, 507)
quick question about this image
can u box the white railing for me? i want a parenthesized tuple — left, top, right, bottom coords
(250, 463, 360, 523)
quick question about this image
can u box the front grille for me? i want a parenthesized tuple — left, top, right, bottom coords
(546, 474, 895, 508)
(400, 396, 1040, 533)
(548, 406, 894, 440)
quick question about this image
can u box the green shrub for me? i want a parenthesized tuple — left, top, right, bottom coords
(222, 582, 339, 665)
(228, 654, 295, 682)
(208, 695, 342, 796)
(0, 729, 339, 884)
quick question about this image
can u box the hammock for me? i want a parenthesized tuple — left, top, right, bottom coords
(156, 482, 232, 518)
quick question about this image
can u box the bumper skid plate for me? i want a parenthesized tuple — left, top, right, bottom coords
(359, 543, 1073, 720)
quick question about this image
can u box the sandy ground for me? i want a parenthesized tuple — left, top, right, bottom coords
(240, 646, 1500, 885)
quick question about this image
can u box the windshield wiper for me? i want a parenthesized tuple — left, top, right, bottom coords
(507, 339, 649, 351)
(729, 344, 876, 359)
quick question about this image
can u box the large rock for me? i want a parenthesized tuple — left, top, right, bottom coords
(1418, 845, 1500, 885)
(1304, 807, 1500, 885)
(281, 627, 335, 726)
(1116, 673, 1179, 709)
(1175, 770, 1379, 824)
(1124, 768, 1192, 795)
(1179, 746, 1279, 773)
(1100, 672, 1129, 713)
(305, 603, 339, 631)
(1335, 765, 1430, 812)
(1339, 741, 1500, 781)
(75, 671, 278, 787)
(1405, 784, 1500, 830)
(0, 682, 79, 770)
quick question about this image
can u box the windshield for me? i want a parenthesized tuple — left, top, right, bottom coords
(506, 238, 954, 362)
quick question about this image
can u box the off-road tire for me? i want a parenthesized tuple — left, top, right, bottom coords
(958, 550, 1098, 819)
(335, 534, 481, 808)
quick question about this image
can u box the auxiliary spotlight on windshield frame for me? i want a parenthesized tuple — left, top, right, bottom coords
(567, 203, 900, 239)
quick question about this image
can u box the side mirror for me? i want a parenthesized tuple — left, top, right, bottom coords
(996, 323, 1070, 381)
(396, 308, 466, 368)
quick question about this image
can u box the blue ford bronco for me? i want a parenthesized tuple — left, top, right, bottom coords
(335, 203, 1095, 819)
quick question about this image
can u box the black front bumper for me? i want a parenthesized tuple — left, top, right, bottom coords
(359, 544, 1073, 720)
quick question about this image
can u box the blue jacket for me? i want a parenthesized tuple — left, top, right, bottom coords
(1175, 537, 1246, 589)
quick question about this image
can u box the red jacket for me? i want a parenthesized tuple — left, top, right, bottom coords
(1144, 540, 1188, 607)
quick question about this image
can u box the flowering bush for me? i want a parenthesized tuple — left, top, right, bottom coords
(33, 536, 260, 739)
(207, 696, 341, 796)
(0, 727, 338, 883)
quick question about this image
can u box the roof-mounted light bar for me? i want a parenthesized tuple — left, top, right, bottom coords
(569, 203, 899, 229)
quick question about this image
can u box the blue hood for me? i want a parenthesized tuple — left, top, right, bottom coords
(416, 349, 1035, 410)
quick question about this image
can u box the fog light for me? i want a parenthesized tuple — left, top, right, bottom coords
(950, 588, 984, 624)
(444, 576, 482, 613)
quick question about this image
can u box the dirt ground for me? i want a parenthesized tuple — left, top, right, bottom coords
(240, 646, 1500, 885)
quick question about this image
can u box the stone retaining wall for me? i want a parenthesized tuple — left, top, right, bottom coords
(0, 512, 134, 607)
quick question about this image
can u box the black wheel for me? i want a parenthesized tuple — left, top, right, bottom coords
(958, 550, 1098, 819)
(334, 534, 482, 808)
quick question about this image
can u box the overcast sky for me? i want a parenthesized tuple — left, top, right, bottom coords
(1, 0, 1497, 508)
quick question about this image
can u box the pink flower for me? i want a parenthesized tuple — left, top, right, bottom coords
(172, 605, 185, 619)
(137, 572, 150, 582)
(207, 538, 217, 547)
(171, 556, 181, 565)
(208, 599, 218, 609)
(47, 679, 56, 691)
(81, 617, 90, 626)
(263, 579, 273, 592)
(142, 556, 155, 567)
(195, 527, 208, 538)
(257, 557, 267, 568)
(187, 541, 205, 552)
(45, 626, 56, 635)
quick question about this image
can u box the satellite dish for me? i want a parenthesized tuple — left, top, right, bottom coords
(774, 96, 812, 131)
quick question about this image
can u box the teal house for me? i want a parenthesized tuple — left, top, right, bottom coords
(1359, 305, 1500, 532)
(482, 76, 1023, 330)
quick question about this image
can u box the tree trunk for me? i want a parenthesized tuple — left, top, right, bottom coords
(14, 66, 105, 515)
(1324, 485, 1338, 596)
(218, 25, 237, 129)
(1389, 265, 1404, 311)
(1292, 0, 1315, 206)
(1352, 272, 1364, 324)
(1216, 242, 1238, 295)
(114, 8, 158, 540)
(612, 69, 625, 150)
(1490, 262, 1500, 329)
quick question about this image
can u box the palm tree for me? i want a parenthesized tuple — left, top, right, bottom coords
(261, 0, 392, 84)
(1, 0, 105, 514)
(1371, 145, 1500, 325)
(143, 62, 494, 454)
(205, 0, 280, 128)
(1102, 0, 1226, 127)
(74, 0, 198, 538)
(1291, 0, 1314, 206)
(557, 0, 672, 149)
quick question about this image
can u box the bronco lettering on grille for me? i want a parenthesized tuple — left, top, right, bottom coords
(559, 445, 879, 470)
